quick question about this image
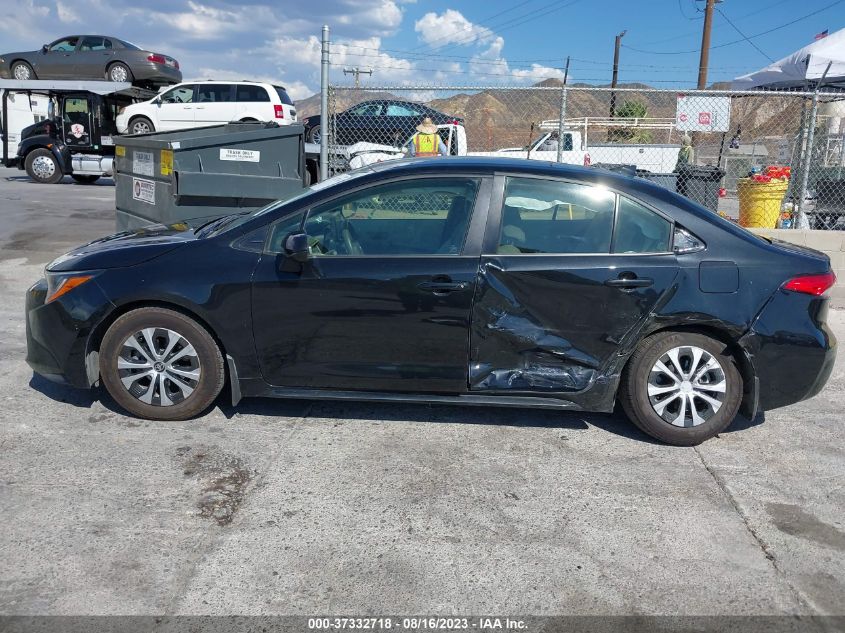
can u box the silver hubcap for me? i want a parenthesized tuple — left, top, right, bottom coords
(132, 121, 151, 134)
(118, 328, 201, 407)
(13, 65, 31, 80)
(31, 155, 55, 179)
(647, 345, 727, 427)
(311, 128, 321, 144)
(110, 65, 128, 82)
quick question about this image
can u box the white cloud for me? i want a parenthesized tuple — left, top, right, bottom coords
(414, 9, 493, 47)
(56, 0, 80, 23)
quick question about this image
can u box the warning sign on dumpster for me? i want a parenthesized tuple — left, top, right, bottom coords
(676, 95, 731, 132)
(132, 178, 155, 205)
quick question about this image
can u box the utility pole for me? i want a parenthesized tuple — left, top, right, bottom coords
(697, 0, 721, 89)
(609, 30, 626, 120)
(343, 67, 372, 88)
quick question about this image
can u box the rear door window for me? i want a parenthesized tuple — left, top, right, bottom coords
(236, 85, 271, 102)
(80, 37, 109, 51)
(497, 177, 616, 254)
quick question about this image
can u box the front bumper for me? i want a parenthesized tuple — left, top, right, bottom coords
(25, 277, 114, 389)
(115, 113, 130, 134)
(740, 288, 837, 411)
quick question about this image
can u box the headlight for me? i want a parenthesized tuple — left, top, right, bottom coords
(45, 271, 99, 303)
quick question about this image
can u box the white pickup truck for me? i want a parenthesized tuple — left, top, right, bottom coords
(471, 127, 681, 173)
(342, 122, 680, 174)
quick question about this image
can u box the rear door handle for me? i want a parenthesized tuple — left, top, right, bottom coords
(605, 276, 653, 289)
(418, 281, 468, 293)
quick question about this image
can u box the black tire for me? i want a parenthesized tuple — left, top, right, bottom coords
(128, 116, 155, 135)
(107, 62, 134, 83)
(100, 307, 225, 421)
(11, 61, 36, 81)
(619, 331, 743, 446)
(307, 124, 321, 143)
(71, 175, 100, 184)
(24, 148, 63, 184)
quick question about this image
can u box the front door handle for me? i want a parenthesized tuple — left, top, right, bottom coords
(418, 280, 468, 293)
(605, 274, 653, 289)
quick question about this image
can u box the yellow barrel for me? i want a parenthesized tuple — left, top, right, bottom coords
(737, 178, 790, 228)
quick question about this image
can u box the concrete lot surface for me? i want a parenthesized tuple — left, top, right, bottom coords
(0, 167, 844, 616)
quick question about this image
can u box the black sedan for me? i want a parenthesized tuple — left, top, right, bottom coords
(303, 99, 463, 146)
(25, 158, 837, 446)
(0, 35, 181, 87)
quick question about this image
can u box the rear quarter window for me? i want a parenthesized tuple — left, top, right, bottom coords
(274, 87, 294, 105)
(236, 85, 271, 103)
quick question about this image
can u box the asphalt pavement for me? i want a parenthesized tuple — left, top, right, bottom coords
(1, 167, 843, 619)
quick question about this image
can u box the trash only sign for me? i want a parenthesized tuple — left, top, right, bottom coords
(676, 95, 731, 132)
(132, 178, 155, 205)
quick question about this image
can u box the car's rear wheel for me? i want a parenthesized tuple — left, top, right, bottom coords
(71, 175, 100, 184)
(129, 116, 154, 135)
(12, 61, 36, 81)
(100, 307, 225, 421)
(308, 125, 321, 144)
(619, 331, 742, 446)
(25, 149, 63, 184)
(107, 62, 133, 83)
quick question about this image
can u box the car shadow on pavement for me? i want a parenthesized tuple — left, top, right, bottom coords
(29, 373, 100, 408)
(220, 397, 663, 444)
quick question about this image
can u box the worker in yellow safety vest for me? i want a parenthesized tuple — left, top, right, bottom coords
(408, 117, 448, 157)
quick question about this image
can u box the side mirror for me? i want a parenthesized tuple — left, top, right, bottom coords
(284, 232, 310, 263)
(42, 45, 49, 53)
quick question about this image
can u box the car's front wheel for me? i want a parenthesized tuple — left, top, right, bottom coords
(129, 116, 154, 135)
(100, 307, 225, 420)
(619, 331, 742, 446)
(12, 61, 36, 80)
(25, 149, 63, 184)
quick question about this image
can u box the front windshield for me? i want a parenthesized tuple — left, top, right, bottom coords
(211, 166, 376, 235)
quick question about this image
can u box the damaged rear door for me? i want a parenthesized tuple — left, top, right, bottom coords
(469, 175, 679, 399)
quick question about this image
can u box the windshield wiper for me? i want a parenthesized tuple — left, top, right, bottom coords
(196, 213, 245, 237)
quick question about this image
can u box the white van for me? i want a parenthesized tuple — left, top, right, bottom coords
(115, 81, 297, 135)
(0, 91, 50, 161)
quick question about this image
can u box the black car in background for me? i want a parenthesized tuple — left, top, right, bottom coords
(25, 158, 836, 446)
(303, 99, 463, 146)
(0, 35, 181, 87)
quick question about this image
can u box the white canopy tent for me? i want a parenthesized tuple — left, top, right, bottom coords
(732, 27, 845, 90)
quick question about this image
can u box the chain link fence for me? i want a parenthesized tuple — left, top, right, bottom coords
(316, 84, 845, 230)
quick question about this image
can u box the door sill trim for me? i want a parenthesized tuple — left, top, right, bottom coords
(251, 386, 582, 410)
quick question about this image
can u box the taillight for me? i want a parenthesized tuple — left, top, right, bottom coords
(147, 54, 166, 64)
(174, 60, 180, 69)
(783, 271, 837, 296)
(274, 105, 284, 119)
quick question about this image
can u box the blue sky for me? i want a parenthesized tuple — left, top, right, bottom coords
(0, 0, 842, 98)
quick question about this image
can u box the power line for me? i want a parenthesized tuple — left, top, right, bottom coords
(716, 7, 775, 62)
(622, 0, 845, 55)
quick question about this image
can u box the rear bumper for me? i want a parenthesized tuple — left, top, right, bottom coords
(130, 62, 182, 84)
(25, 277, 114, 389)
(740, 289, 837, 411)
